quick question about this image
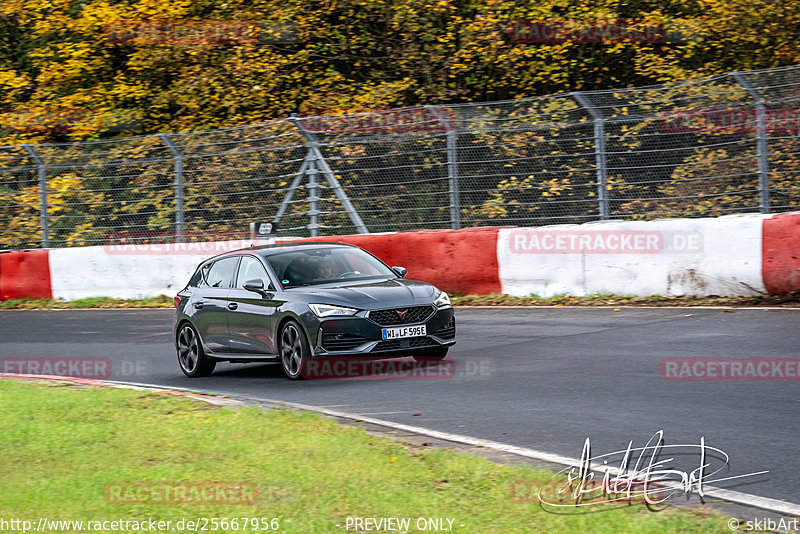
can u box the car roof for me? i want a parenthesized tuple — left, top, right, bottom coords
(202, 241, 358, 263)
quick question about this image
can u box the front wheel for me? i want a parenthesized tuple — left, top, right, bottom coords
(411, 346, 449, 362)
(280, 320, 310, 380)
(176, 323, 216, 377)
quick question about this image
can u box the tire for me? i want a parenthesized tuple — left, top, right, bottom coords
(279, 320, 310, 380)
(176, 323, 216, 377)
(412, 346, 449, 362)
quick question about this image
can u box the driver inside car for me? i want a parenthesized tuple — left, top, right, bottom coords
(314, 257, 335, 279)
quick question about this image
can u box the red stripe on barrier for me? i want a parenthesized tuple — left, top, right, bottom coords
(762, 212, 800, 295)
(281, 227, 503, 295)
(0, 250, 53, 300)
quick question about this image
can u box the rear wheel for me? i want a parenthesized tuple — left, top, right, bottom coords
(176, 323, 216, 377)
(411, 346, 449, 362)
(280, 320, 310, 380)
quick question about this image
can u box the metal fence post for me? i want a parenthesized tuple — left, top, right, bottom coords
(273, 157, 310, 227)
(732, 72, 771, 213)
(22, 144, 49, 248)
(289, 115, 369, 234)
(158, 134, 185, 242)
(426, 106, 461, 230)
(572, 93, 610, 220)
(306, 153, 320, 237)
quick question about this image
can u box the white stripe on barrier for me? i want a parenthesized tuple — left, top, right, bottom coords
(497, 214, 770, 298)
(49, 240, 267, 300)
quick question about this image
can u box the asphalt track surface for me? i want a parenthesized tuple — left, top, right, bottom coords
(1, 307, 798, 506)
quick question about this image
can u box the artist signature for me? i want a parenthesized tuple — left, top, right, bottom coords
(538, 430, 768, 508)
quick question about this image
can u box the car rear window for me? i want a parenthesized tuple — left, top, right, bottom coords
(205, 257, 239, 288)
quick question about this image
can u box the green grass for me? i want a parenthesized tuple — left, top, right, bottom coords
(0, 380, 731, 533)
(451, 291, 800, 307)
(0, 295, 174, 309)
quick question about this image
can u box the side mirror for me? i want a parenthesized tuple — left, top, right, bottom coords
(391, 266, 408, 278)
(243, 278, 270, 297)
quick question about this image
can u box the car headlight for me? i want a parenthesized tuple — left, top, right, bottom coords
(308, 304, 359, 318)
(433, 291, 451, 308)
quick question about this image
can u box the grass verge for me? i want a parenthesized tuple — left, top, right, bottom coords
(0, 296, 174, 309)
(451, 291, 800, 308)
(0, 379, 731, 533)
(2, 291, 799, 309)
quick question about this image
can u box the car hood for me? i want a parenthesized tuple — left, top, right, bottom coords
(288, 278, 439, 309)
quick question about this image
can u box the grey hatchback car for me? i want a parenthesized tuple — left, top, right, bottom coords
(173, 242, 456, 379)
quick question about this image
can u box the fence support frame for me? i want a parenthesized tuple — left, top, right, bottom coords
(572, 93, 610, 220)
(158, 134, 185, 242)
(732, 72, 771, 213)
(426, 105, 461, 230)
(22, 144, 49, 248)
(289, 115, 369, 234)
(273, 158, 309, 228)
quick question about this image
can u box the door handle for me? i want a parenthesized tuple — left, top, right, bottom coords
(194, 302, 204, 309)
(228, 302, 238, 311)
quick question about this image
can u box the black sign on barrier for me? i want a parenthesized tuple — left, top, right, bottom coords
(251, 221, 278, 237)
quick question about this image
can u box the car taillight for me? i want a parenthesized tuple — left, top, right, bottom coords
(174, 296, 182, 308)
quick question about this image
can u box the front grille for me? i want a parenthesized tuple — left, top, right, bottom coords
(434, 319, 456, 339)
(374, 336, 437, 352)
(368, 305, 435, 326)
(322, 332, 369, 351)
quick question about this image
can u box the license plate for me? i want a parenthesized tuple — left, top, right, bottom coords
(382, 325, 426, 340)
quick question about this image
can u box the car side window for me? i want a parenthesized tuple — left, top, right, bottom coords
(235, 256, 271, 289)
(188, 267, 204, 287)
(196, 263, 215, 286)
(205, 257, 239, 288)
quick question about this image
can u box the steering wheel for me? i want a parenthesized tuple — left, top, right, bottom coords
(337, 271, 358, 278)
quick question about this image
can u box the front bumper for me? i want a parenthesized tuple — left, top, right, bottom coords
(312, 305, 456, 356)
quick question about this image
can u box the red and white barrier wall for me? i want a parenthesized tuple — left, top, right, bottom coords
(1, 213, 798, 301)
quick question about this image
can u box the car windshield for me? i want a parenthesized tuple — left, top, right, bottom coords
(266, 247, 396, 288)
